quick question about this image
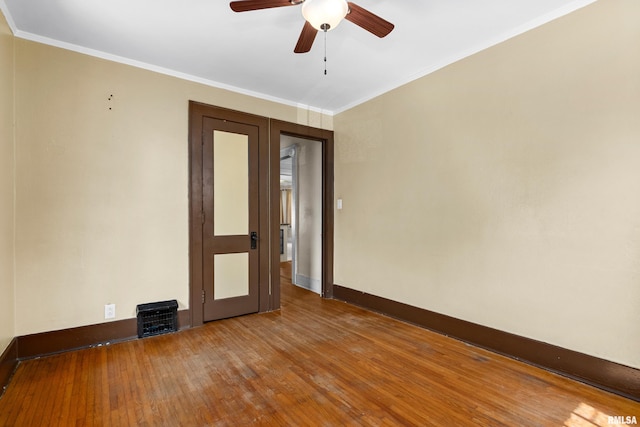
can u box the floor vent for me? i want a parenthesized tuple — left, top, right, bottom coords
(136, 300, 179, 338)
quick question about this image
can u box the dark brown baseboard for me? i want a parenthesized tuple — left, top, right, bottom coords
(16, 309, 190, 360)
(0, 338, 18, 397)
(333, 284, 640, 402)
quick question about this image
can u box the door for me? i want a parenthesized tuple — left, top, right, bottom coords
(202, 118, 260, 321)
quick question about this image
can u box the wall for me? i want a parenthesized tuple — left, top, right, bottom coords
(13, 38, 332, 336)
(0, 10, 15, 355)
(295, 139, 322, 293)
(334, 0, 640, 369)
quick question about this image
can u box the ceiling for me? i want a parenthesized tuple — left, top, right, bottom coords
(1, 0, 595, 114)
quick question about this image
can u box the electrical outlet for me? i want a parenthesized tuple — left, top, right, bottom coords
(104, 304, 116, 319)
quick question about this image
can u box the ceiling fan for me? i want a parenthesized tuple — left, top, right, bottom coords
(229, 0, 394, 53)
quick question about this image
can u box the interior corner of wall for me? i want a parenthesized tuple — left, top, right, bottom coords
(10, 9, 17, 343)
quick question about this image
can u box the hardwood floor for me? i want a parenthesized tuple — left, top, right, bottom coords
(1, 267, 638, 426)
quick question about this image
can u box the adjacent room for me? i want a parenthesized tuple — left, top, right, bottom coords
(1, 0, 639, 424)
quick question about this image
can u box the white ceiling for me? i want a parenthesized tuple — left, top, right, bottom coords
(1, 0, 596, 114)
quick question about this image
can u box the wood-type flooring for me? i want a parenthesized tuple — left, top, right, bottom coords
(1, 264, 638, 426)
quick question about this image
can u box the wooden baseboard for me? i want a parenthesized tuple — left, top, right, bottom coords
(16, 309, 190, 360)
(333, 285, 640, 402)
(0, 338, 18, 397)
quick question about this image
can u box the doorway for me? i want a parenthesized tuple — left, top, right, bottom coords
(280, 137, 323, 294)
(270, 120, 334, 309)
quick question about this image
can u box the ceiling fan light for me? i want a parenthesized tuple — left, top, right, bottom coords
(301, 0, 349, 31)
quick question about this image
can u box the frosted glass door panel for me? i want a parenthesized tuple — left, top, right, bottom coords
(214, 253, 249, 300)
(201, 116, 260, 322)
(214, 130, 248, 236)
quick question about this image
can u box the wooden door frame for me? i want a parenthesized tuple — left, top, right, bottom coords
(189, 102, 270, 328)
(269, 120, 334, 309)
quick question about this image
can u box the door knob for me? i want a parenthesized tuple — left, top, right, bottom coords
(251, 232, 258, 249)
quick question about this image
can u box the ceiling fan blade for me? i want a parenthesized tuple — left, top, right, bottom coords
(294, 21, 317, 53)
(345, 2, 394, 38)
(230, 0, 298, 13)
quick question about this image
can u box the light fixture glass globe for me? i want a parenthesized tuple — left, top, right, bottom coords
(301, 0, 349, 31)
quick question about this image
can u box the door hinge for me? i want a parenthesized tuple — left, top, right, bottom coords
(201, 289, 205, 304)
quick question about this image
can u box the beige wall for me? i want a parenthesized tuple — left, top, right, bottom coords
(13, 38, 332, 336)
(334, 0, 640, 369)
(0, 10, 15, 354)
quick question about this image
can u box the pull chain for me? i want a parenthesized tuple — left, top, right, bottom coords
(320, 23, 329, 75)
(324, 29, 327, 75)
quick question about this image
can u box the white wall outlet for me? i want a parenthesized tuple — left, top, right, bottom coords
(104, 303, 116, 319)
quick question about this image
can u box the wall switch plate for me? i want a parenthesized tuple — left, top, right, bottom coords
(337, 198, 343, 210)
(104, 304, 116, 319)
